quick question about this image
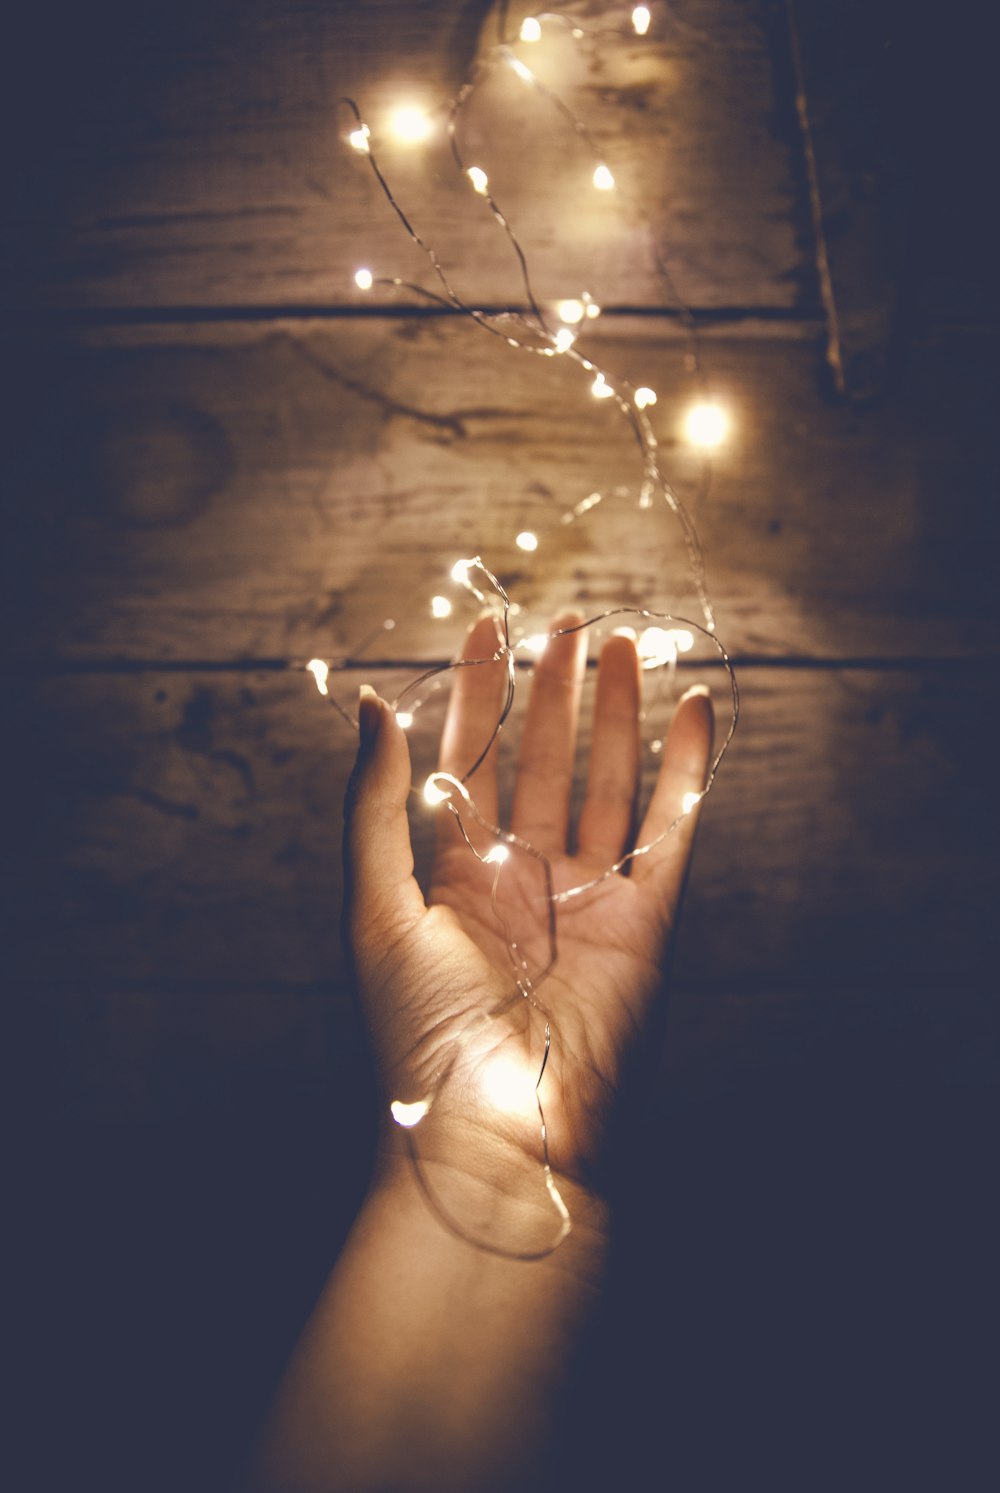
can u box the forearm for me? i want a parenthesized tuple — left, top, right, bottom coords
(249, 1150, 610, 1492)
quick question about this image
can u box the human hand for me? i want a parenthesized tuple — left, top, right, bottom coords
(344, 613, 713, 1242)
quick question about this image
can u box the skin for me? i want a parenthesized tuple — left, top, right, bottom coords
(249, 614, 714, 1492)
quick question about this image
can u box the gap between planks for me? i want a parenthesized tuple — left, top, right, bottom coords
(27, 655, 998, 675)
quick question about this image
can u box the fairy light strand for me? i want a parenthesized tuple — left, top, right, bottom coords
(320, 6, 737, 1257)
(342, 13, 720, 628)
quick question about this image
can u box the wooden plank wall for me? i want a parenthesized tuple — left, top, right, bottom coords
(6, 3, 996, 1489)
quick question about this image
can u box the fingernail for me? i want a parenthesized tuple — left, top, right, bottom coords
(358, 685, 381, 748)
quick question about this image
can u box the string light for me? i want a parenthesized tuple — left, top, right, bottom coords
(684, 400, 730, 448)
(556, 298, 585, 324)
(321, 10, 738, 1257)
(389, 105, 432, 143)
(637, 626, 678, 668)
(390, 1099, 430, 1128)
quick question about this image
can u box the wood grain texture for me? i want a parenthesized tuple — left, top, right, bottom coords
(13, 664, 994, 992)
(1, 0, 810, 312)
(5, 319, 997, 664)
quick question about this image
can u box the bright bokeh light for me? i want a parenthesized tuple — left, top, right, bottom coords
(554, 327, 575, 353)
(557, 298, 585, 324)
(431, 595, 452, 618)
(585, 298, 601, 319)
(354, 267, 373, 290)
(479, 1051, 532, 1113)
(390, 1098, 430, 1128)
(389, 105, 432, 144)
(306, 658, 329, 696)
(424, 776, 451, 806)
(395, 710, 414, 729)
(508, 55, 534, 82)
(466, 166, 489, 195)
(637, 627, 678, 668)
(484, 844, 510, 865)
(450, 558, 474, 583)
(593, 163, 615, 191)
(592, 374, 614, 399)
(348, 125, 370, 153)
(634, 386, 657, 409)
(522, 633, 549, 656)
(632, 6, 652, 36)
(519, 17, 542, 41)
(684, 401, 730, 448)
(682, 791, 702, 815)
(515, 530, 539, 551)
(636, 627, 696, 667)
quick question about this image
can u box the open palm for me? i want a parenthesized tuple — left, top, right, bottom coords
(345, 614, 714, 1206)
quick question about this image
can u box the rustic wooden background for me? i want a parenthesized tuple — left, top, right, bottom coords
(6, 2, 996, 1489)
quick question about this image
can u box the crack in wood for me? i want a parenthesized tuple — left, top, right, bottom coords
(291, 339, 504, 440)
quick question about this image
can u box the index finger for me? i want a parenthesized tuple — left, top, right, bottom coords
(436, 612, 511, 850)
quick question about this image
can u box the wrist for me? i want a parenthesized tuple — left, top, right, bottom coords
(372, 1118, 612, 1264)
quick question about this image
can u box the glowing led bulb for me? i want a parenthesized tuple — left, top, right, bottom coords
(484, 844, 510, 865)
(395, 710, 414, 729)
(348, 124, 371, 153)
(632, 6, 652, 35)
(522, 633, 549, 656)
(354, 267, 373, 290)
(466, 166, 489, 195)
(520, 17, 542, 41)
(637, 627, 678, 668)
(515, 530, 539, 551)
(390, 1098, 430, 1128)
(306, 658, 329, 696)
(636, 626, 696, 666)
(424, 777, 451, 806)
(591, 374, 614, 399)
(593, 164, 615, 191)
(480, 1051, 532, 1113)
(508, 55, 534, 82)
(554, 327, 576, 353)
(389, 105, 432, 144)
(634, 386, 657, 409)
(684, 401, 730, 448)
(431, 595, 452, 618)
(450, 558, 475, 584)
(585, 298, 602, 319)
(682, 791, 701, 815)
(557, 299, 585, 324)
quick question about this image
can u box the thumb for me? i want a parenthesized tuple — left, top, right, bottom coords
(343, 687, 426, 966)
